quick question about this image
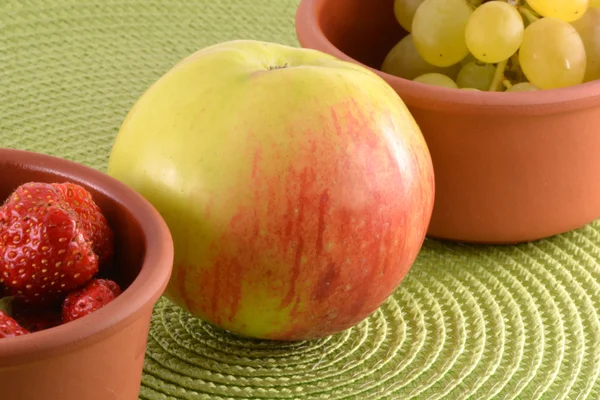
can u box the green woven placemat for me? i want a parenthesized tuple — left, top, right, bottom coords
(2, 1, 600, 399)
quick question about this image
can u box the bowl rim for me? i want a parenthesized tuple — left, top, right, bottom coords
(0, 148, 174, 364)
(295, 0, 600, 114)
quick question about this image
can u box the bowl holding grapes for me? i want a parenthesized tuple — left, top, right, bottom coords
(296, 0, 600, 244)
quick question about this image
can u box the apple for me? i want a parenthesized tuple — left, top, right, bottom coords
(107, 40, 434, 340)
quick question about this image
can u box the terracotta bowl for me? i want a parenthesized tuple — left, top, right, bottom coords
(0, 148, 174, 400)
(295, 0, 600, 243)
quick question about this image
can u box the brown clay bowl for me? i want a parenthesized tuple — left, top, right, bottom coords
(295, 0, 600, 244)
(0, 148, 174, 400)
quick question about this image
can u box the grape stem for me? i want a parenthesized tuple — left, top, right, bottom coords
(518, 6, 540, 24)
(509, 53, 520, 71)
(502, 80, 513, 90)
(489, 59, 508, 92)
(467, 0, 484, 7)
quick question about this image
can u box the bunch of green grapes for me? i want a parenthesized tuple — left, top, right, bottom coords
(382, 0, 600, 92)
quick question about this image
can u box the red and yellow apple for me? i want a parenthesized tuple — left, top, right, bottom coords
(107, 40, 434, 340)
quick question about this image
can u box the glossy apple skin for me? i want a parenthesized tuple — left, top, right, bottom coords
(108, 40, 434, 340)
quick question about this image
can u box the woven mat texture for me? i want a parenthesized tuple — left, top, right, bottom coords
(2, 1, 600, 399)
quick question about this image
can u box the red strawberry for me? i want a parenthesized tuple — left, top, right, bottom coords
(4, 182, 64, 204)
(11, 298, 62, 332)
(0, 184, 99, 303)
(14, 310, 62, 332)
(0, 310, 28, 338)
(0, 183, 66, 229)
(62, 279, 121, 323)
(0, 297, 29, 338)
(52, 183, 114, 266)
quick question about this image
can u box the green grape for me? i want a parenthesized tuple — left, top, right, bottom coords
(465, 1, 524, 63)
(526, 0, 589, 22)
(507, 82, 539, 92)
(456, 61, 496, 91)
(411, 0, 472, 67)
(381, 35, 461, 80)
(571, 7, 600, 82)
(460, 53, 477, 66)
(393, 0, 424, 32)
(519, 17, 586, 89)
(413, 73, 458, 88)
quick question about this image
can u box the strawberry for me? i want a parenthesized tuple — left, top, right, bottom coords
(14, 309, 62, 332)
(0, 310, 28, 338)
(11, 298, 62, 332)
(0, 297, 29, 338)
(0, 183, 99, 303)
(62, 279, 121, 323)
(52, 183, 114, 266)
(3, 182, 64, 204)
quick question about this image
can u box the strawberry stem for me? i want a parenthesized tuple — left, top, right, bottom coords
(0, 296, 15, 316)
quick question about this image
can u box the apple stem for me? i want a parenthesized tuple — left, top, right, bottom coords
(268, 63, 289, 70)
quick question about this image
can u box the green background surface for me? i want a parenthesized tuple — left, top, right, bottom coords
(2, 1, 600, 399)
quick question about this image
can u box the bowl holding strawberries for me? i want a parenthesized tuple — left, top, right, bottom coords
(0, 181, 119, 336)
(0, 148, 173, 400)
